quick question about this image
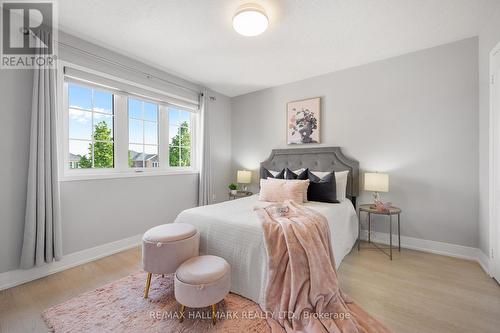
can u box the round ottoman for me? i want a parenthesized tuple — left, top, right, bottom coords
(174, 255, 231, 324)
(142, 223, 199, 298)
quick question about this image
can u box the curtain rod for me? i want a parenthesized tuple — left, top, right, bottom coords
(54, 39, 201, 95)
(24, 27, 201, 95)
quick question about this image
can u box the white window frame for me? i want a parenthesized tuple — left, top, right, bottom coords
(166, 106, 196, 168)
(57, 61, 199, 181)
(127, 96, 160, 170)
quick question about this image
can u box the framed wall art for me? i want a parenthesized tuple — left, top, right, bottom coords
(287, 97, 321, 144)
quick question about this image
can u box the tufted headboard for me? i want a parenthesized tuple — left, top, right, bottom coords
(260, 147, 359, 204)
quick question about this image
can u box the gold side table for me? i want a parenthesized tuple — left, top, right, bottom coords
(228, 190, 253, 200)
(358, 204, 401, 260)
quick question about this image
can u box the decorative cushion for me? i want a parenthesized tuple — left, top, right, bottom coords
(260, 167, 285, 179)
(334, 170, 349, 201)
(143, 223, 197, 243)
(176, 255, 230, 285)
(285, 167, 308, 180)
(307, 171, 339, 203)
(283, 168, 309, 202)
(285, 168, 306, 179)
(259, 178, 309, 203)
(309, 170, 349, 201)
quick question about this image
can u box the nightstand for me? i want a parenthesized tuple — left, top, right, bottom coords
(228, 191, 253, 200)
(358, 204, 401, 260)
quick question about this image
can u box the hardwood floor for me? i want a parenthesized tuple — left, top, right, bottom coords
(1, 244, 499, 333)
(0, 249, 141, 333)
(340, 245, 500, 333)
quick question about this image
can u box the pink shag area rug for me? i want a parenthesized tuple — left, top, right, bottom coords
(42, 271, 270, 333)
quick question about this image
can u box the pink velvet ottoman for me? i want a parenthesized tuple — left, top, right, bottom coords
(174, 255, 231, 325)
(142, 223, 199, 298)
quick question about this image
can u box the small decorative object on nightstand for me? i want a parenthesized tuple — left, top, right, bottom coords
(358, 204, 401, 260)
(228, 183, 238, 195)
(228, 190, 253, 200)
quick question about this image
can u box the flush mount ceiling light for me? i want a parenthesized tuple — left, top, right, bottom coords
(233, 3, 269, 37)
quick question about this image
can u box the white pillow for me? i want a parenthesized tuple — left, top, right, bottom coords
(334, 171, 349, 201)
(310, 170, 349, 201)
(267, 170, 281, 177)
(284, 168, 306, 178)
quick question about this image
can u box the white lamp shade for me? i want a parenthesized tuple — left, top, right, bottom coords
(237, 170, 252, 184)
(364, 173, 389, 192)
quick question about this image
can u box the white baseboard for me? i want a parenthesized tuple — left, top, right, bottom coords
(0, 234, 142, 291)
(360, 230, 491, 275)
(477, 249, 491, 276)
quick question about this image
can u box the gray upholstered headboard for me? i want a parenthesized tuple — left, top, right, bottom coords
(260, 147, 359, 203)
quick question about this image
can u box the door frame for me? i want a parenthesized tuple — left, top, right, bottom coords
(489, 41, 500, 280)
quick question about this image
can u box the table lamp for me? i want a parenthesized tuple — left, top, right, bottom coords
(364, 172, 389, 205)
(237, 170, 252, 191)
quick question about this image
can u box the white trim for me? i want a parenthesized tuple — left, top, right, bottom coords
(0, 234, 142, 291)
(478, 250, 491, 276)
(359, 230, 490, 275)
(59, 169, 198, 182)
(489, 41, 500, 281)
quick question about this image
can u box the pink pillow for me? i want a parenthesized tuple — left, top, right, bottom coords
(259, 179, 310, 203)
(267, 177, 309, 202)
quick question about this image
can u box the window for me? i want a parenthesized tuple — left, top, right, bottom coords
(128, 98, 159, 168)
(62, 73, 198, 180)
(168, 107, 192, 167)
(68, 83, 114, 169)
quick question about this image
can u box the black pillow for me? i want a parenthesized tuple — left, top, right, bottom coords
(285, 168, 309, 180)
(260, 167, 285, 179)
(307, 171, 339, 203)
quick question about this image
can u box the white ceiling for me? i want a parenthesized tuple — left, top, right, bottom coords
(56, 0, 493, 97)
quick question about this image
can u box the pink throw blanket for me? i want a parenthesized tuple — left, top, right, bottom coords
(255, 201, 391, 333)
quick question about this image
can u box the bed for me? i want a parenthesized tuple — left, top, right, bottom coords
(174, 147, 360, 307)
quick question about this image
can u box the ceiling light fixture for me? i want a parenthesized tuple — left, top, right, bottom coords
(233, 3, 269, 37)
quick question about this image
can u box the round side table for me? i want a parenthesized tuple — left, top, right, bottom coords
(358, 204, 401, 260)
(228, 191, 253, 200)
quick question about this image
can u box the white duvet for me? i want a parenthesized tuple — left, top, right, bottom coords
(174, 195, 358, 307)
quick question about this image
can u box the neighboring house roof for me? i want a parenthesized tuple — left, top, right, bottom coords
(129, 150, 158, 162)
(69, 153, 81, 162)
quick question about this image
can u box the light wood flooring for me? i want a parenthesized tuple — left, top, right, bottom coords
(1, 243, 499, 333)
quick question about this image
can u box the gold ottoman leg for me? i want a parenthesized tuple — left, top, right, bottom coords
(212, 304, 217, 325)
(144, 272, 152, 299)
(179, 304, 186, 323)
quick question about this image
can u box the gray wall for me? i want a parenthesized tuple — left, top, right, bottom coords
(231, 38, 479, 248)
(0, 33, 232, 273)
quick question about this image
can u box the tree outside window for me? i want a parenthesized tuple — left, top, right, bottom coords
(169, 121, 191, 167)
(78, 121, 114, 168)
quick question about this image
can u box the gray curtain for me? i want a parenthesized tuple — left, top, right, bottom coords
(20, 31, 62, 268)
(198, 91, 213, 206)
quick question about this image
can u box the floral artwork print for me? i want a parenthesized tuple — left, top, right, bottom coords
(287, 97, 320, 144)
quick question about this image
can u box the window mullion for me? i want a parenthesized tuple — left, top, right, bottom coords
(191, 112, 196, 170)
(114, 94, 128, 172)
(159, 105, 168, 171)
